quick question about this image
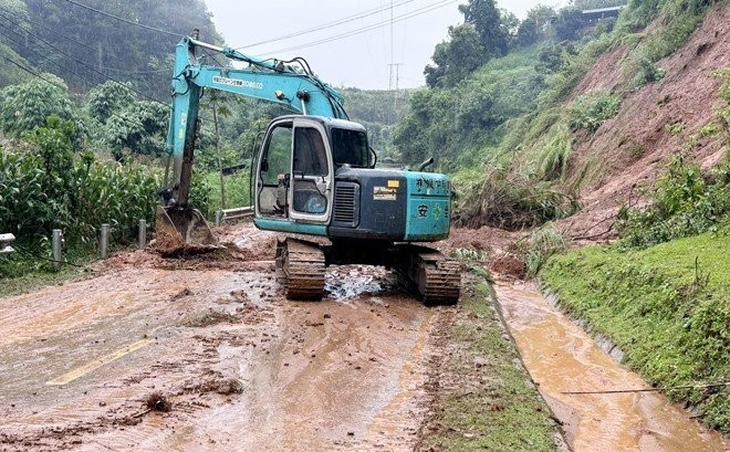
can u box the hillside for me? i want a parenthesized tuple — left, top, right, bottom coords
(0, 0, 221, 98)
(557, 4, 730, 238)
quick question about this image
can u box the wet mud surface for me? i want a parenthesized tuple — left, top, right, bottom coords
(0, 223, 438, 451)
(495, 281, 729, 452)
(1, 222, 727, 451)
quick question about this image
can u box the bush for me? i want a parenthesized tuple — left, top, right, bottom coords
(568, 91, 621, 132)
(0, 119, 160, 250)
(618, 155, 730, 248)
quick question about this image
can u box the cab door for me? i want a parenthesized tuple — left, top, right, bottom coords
(255, 118, 293, 218)
(288, 118, 333, 224)
(255, 117, 333, 226)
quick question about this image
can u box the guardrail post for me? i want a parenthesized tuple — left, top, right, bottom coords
(52, 229, 63, 270)
(0, 233, 16, 256)
(138, 219, 147, 249)
(100, 223, 110, 259)
(215, 209, 223, 227)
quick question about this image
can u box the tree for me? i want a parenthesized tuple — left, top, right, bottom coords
(425, 24, 485, 88)
(458, 0, 509, 58)
(517, 5, 557, 47)
(83, 81, 168, 159)
(102, 101, 168, 160)
(0, 75, 84, 147)
(86, 81, 136, 123)
(554, 7, 585, 41)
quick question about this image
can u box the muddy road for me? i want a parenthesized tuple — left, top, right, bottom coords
(1, 223, 727, 451)
(0, 235, 439, 451)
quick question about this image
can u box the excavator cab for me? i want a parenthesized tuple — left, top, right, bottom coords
(254, 115, 371, 233)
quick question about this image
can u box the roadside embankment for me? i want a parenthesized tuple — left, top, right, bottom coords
(541, 228, 730, 435)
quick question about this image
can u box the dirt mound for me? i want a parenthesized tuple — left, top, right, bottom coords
(558, 4, 730, 239)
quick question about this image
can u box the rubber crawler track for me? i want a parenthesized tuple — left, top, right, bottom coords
(277, 238, 326, 301)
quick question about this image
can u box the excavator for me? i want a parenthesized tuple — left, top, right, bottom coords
(158, 33, 460, 305)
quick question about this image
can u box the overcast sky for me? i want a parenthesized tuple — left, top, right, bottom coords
(204, 0, 565, 90)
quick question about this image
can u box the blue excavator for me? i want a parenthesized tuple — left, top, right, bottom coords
(157, 33, 460, 305)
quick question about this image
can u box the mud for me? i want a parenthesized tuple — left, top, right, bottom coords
(495, 281, 729, 452)
(2, 221, 728, 450)
(0, 223, 438, 451)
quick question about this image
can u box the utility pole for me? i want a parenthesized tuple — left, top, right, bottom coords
(387, 63, 402, 91)
(98, 42, 103, 72)
(387, 0, 402, 115)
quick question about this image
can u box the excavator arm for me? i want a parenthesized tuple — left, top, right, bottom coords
(157, 34, 349, 247)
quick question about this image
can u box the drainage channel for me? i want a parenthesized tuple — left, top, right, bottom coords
(494, 281, 728, 452)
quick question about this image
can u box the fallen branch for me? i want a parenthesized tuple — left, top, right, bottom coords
(561, 382, 729, 395)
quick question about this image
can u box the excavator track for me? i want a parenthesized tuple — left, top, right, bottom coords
(395, 246, 461, 306)
(276, 238, 325, 301)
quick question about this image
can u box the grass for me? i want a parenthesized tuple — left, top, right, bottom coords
(417, 275, 560, 451)
(541, 228, 730, 434)
(0, 253, 98, 298)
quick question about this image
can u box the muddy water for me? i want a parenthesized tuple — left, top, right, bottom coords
(495, 282, 728, 452)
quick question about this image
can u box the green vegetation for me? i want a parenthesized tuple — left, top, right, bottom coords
(0, 117, 160, 276)
(618, 155, 730, 248)
(541, 231, 730, 433)
(0, 0, 220, 99)
(568, 91, 621, 132)
(418, 279, 559, 451)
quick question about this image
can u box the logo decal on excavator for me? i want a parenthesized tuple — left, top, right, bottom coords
(373, 186, 397, 201)
(213, 76, 264, 90)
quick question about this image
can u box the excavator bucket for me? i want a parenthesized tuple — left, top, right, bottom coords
(155, 206, 216, 253)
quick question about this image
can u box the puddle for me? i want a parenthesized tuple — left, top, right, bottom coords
(495, 282, 728, 452)
(325, 265, 402, 302)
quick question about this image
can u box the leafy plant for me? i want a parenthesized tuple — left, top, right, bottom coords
(523, 225, 567, 277)
(666, 122, 686, 136)
(0, 77, 85, 147)
(568, 91, 621, 132)
(0, 119, 160, 263)
(618, 154, 730, 248)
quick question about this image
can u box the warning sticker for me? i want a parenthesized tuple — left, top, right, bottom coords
(373, 186, 397, 201)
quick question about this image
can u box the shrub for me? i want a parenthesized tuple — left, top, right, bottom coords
(617, 155, 730, 248)
(568, 91, 621, 132)
(0, 119, 160, 249)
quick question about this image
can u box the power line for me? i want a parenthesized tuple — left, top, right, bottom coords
(0, 10, 167, 105)
(0, 5, 169, 76)
(261, 0, 459, 55)
(57, 0, 180, 38)
(236, 0, 420, 50)
(0, 54, 68, 90)
(0, 4, 96, 52)
(0, 16, 100, 89)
